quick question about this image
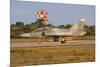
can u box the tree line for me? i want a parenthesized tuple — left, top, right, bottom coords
(11, 19, 95, 38)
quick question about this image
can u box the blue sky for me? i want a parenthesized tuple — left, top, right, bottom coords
(11, 0, 95, 25)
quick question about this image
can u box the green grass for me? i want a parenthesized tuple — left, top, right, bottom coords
(10, 44, 95, 67)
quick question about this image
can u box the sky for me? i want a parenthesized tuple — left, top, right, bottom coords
(10, 0, 95, 25)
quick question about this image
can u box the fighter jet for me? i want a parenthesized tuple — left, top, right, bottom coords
(19, 18, 86, 37)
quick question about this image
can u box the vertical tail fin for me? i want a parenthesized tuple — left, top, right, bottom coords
(70, 22, 85, 31)
(69, 19, 85, 35)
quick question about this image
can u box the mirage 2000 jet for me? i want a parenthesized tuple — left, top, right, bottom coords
(19, 18, 86, 38)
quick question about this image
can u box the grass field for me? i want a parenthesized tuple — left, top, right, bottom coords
(10, 44, 95, 67)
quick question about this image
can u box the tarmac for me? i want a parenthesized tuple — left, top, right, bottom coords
(11, 40, 95, 48)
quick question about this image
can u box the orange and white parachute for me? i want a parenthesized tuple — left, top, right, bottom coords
(37, 9, 48, 20)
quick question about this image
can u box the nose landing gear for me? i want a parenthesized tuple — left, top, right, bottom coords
(60, 38, 66, 43)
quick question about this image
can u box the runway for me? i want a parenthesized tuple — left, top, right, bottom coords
(11, 40, 95, 48)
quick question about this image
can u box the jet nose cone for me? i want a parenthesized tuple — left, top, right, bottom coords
(19, 33, 30, 37)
